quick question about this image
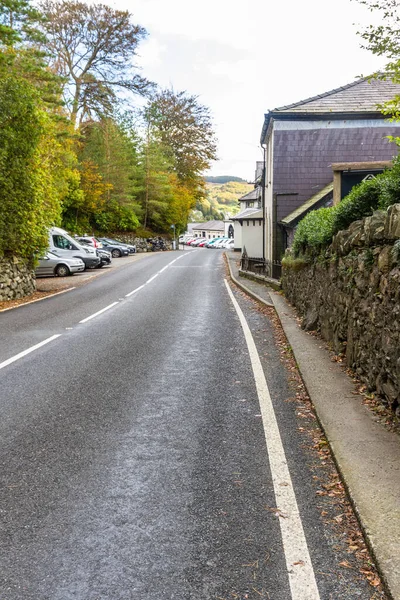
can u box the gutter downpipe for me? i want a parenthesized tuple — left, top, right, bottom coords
(261, 143, 266, 263)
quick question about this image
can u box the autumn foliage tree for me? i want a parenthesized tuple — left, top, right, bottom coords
(0, 0, 219, 248)
(139, 89, 218, 232)
(147, 89, 218, 190)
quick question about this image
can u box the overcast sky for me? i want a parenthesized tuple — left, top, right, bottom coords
(115, 0, 386, 181)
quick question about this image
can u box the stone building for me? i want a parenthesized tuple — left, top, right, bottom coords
(260, 77, 400, 273)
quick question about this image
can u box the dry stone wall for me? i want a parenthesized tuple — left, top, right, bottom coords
(0, 257, 35, 302)
(282, 204, 400, 417)
(109, 234, 173, 252)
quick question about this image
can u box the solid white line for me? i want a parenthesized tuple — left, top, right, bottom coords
(79, 301, 119, 324)
(146, 274, 159, 284)
(224, 279, 320, 600)
(0, 335, 62, 371)
(125, 284, 145, 298)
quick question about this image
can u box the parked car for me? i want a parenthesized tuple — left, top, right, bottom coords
(98, 237, 136, 254)
(74, 235, 103, 248)
(91, 239, 129, 258)
(96, 248, 112, 268)
(206, 238, 223, 248)
(49, 227, 100, 269)
(101, 242, 129, 258)
(224, 239, 235, 249)
(35, 251, 85, 277)
(180, 235, 195, 244)
(191, 238, 207, 246)
(213, 238, 230, 248)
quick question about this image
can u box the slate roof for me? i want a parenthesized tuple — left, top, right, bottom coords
(261, 77, 400, 142)
(238, 188, 260, 203)
(192, 220, 225, 231)
(274, 78, 400, 113)
(231, 208, 263, 221)
(280, 182, 333, 227)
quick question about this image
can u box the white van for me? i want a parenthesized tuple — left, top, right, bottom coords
(49, 227, 100, 270)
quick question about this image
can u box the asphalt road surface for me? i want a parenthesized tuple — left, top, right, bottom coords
(0, 249, 380, 599)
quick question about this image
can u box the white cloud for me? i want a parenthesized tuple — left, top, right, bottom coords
(111, 0, 390, 178)
(137, 37, 166, 69)
(208, 59, 258, 85)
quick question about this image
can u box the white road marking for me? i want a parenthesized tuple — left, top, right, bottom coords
(224, 279, 321, 600)
(125, 284, 145, 298)
(145, 274, 159, 284)
(125, 253, 187, 297)
(79, 301, 119, 324)
(0, 335, 62, 371)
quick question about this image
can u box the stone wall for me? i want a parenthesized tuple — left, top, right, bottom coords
(0, 257, 35, 302)
(282, 204, 400, 416)
(109, 234, 173, 252)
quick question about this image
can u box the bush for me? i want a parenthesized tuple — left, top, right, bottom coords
(292, 206, 337, 257)
(378, 155, 400, 210)
(281, 253, 310, 270)
(331, 176, 382, 235)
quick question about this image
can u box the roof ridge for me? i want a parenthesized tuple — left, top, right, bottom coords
(272, 77, 368, 112)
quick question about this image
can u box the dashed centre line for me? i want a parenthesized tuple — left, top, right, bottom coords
(79, 301, 120, 324)
(1, 253, 190, 371)
(125, 284, 145, 298)
(0, 335, 62, 371)
(125, 253, 185, 297)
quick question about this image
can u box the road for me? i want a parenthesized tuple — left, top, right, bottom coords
(0, 249, 381, 599)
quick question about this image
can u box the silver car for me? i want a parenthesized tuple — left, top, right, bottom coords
(35, 252, 85, 277)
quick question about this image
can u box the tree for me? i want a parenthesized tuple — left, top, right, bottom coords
(0, 75, 61, 259)
(39, 1, 153, 126)
(0, 0, 62, 106)
(145, 89, 218, 190)
(76, 116, 141, 231)
(134, 136, 176, 231)
(0, 0, 43, 47)
(356, 0, 400, 117)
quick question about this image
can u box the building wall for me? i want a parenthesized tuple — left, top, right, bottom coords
(272, 120, 400, 223)
(234, 222, 242, 250)
(242, 220, 263, 256)
(192, 228, 224, 239)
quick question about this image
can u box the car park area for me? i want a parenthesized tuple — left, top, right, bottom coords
(34, 251, 150, 294)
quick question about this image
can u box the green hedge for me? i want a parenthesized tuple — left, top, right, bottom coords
(292, 206, 338, 257)
(331, 176, 382, 235)
(292, 154, 400, 257)
(0, 76, 61, 259)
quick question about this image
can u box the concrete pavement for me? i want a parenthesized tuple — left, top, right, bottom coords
(226, 251, 400, 600)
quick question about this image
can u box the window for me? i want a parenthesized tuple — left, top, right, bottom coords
(52, 235, 76, 250)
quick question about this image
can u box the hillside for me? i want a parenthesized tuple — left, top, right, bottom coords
(205, 175, 247, 184)
(194, 181, 253, 221)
